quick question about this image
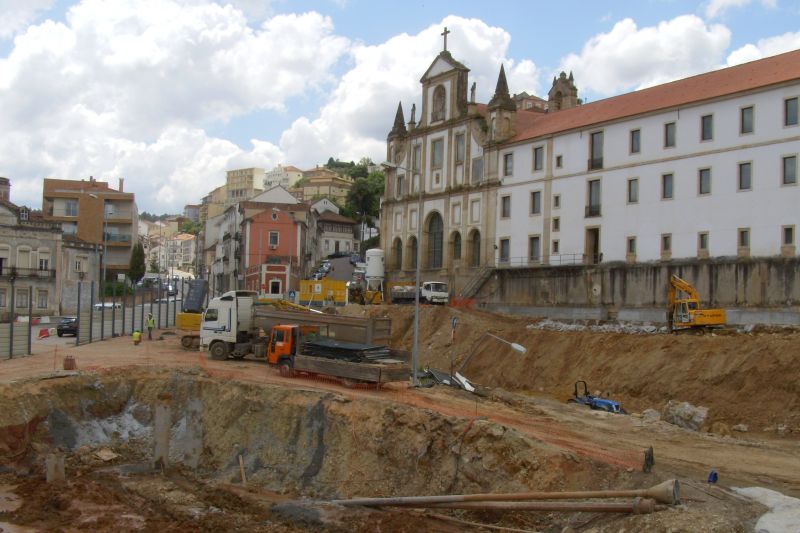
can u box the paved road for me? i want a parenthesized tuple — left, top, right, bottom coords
(322, 256, 354, 282)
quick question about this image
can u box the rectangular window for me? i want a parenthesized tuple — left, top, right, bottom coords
(627, 178, 639, 203)
(664, 122, 676, 148)
(16, 289, 28, 309)
(699, 168, 711, 195)
(324, 239, 329, 251)
(784, 226, 795, 245)
(0, 289, 5, 308)
(499, 238, 510, 262)
(204, 309, 218, 322)
(662, 173, 674, 199)
(630, 129, 640, 154)
(471, 157, 483, 184)
(451, 203, 461, 225)
(396, 175, 404, 197)
(39, 258, 49, 271)
(552, 240, 560, 254)
(503, 153, 514, 176)
(738, 228, 750, 248)
(37, 290, 48, 309)
(65, 199, 78, 217)
(738, 162, 752, 190)
(783, 155, 797, 185)
(701, 114, 713, 141)
(530, 191, 541, 215)
(529, 236, 541, 262)
(470, 200, 480, 223)
(74, 259, 83, 272)
(431, 139, 444, 169)
(501, 195, 511, 218)
(556, 155, 563, 168)
(413, 145, 421, 171)
(533, 146, 544, 171)
(586, 179, 601, 217)
(698, 232, 709, 251)
(552, 217, 560, 232)
(455, 134, 465, 163)
(786, 97, 798, 126)
(740, 106, 754, 134)
(589, 131, 603, 170)
(269, 231, 279, 246)
(553, 195, 561, 209)
(662, 234, 672, 253)
(627, 237, 637, 254)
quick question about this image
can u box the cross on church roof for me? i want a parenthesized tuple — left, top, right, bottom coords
(441, 27, 450, 52)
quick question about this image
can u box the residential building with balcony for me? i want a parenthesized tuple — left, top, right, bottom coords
(318, 211, 357, 257)
(290, 166, 353, 204)
(42, 177, 138, 282)
(225, 168, 265, 207)
(264, 165, 303, 189)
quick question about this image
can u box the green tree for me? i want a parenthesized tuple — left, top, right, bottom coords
(344, 171, 385, 226)
(128, 243, 146, 283)
(149, 257, 159, 273)
(180, 220, 201, 235)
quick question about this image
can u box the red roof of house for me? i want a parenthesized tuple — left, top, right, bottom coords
(509, 48, 800, 143)
(318, 211, 356, 224)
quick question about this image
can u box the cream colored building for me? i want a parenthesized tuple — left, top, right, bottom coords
(225, 168, 265, 206)
(265, 165, 303, 190)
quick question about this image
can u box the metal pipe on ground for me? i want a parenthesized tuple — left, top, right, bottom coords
(330, 480, 679, 507)
(426, 498, 657, 514)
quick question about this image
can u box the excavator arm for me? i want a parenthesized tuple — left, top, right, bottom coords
(669, 275, 700, 301)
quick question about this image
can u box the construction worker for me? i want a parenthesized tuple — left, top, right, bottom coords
(132, 330, 142, 345)
(146, 313, 155, 340)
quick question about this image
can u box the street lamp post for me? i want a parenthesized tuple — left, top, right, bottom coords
(382, 161, 421, 386)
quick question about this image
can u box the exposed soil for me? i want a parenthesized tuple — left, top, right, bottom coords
(0, 304, 798, 531)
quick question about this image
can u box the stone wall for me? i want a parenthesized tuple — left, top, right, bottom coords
(475, 257, 800, 325)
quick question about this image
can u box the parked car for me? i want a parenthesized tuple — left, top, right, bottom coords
(93, 302, 122, 310)
(350, 252, 360, 265)
(166, 284, 178, 296)
(56, 317, 78, 337)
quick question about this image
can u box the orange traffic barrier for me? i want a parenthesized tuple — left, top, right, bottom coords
(38, 328, 50, 339)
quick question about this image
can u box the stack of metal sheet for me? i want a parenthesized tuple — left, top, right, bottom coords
(302, 337, 393, 362)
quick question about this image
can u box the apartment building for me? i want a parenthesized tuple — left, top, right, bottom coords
(42, 177, 138, 282)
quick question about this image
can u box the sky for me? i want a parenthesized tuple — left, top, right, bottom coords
(1, 0, 798, 214)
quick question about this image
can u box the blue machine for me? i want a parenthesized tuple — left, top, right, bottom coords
(567, 381, 627, 414)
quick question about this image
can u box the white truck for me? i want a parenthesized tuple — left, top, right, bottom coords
(389, 281, 450, 305)
(199, 291, 409, 387)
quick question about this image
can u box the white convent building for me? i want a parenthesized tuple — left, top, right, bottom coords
(380, 44, 800, 294)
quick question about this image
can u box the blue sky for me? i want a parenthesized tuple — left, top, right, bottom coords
(0, 0, 798, 212)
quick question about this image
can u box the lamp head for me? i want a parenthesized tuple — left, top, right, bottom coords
(511, 343, 526, 354)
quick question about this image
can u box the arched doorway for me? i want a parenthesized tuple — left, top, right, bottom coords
(427, 212, 443, 269)
(451, 231, 462, 262)
(407, 236, 418, 269)
(468, 230, 481, 267)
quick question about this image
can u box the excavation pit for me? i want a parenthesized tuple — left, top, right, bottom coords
(0, 368, 769, 531)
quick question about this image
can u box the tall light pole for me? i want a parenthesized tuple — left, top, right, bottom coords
(382, 161, 421, 386)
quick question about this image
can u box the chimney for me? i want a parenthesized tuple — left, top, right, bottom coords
(118, 177, 124, 192)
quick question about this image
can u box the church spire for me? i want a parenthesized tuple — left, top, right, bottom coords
(388, 101, 407, 140)
(488, 64, 516, 112)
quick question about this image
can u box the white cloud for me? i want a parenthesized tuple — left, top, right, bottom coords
(0, 0, 349, 211)
(0, 0, 54, 39)
(559, 15, 731, 97)
(279, 15, 542, 168)
(726, 31, 800, 65)
(704, 0, 776, 19)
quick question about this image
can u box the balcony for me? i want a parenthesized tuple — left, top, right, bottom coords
(587, 157, 603, 171)
(0, 267, 56, 279)
(585, 204, 602, 218)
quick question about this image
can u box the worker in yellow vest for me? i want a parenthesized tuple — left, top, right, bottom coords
(146, 313, 155, 340)
(132, 330, 142, 345)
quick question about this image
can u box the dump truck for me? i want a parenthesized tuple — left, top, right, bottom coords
(199, 291, 408, 386)
(667, 274, 726, 332)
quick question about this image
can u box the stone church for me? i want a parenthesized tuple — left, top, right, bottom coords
(379, 39, 578, 293)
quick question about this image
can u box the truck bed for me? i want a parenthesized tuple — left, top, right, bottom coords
(293, 354, 410, 385)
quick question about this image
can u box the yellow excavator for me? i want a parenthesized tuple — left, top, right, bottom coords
(667, 275, 726, 332)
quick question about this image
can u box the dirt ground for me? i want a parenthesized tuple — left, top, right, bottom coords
(0, 304, 798, 531)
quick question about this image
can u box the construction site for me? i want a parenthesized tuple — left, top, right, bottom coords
(0, 292, 798, 533)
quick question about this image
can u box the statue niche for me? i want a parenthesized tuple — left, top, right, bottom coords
(431, 85, 446, 122)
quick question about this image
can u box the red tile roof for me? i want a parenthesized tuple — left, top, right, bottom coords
(318, 211, 356, 224)
(510, 48, 800, 143)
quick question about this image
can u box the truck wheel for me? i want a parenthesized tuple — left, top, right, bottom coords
(209, 341, 228, 360)
(180, 336, 194, 349)
(279, 364, 294, 378)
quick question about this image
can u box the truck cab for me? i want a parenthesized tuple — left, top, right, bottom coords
(267, 324, 297, 365)
(200, 290, 258, 359)
(421, 281, 449, 304)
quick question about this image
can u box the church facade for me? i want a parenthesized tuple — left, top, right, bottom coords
(380, 44, 800, 297)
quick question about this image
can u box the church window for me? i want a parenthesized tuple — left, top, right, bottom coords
(455, 134, 465, 163)
(503, 153, 513, 176)
(470, 231, 481, 267)
(471, 157, 483, 184)
(431, 139, 444, 170)
(533, 146, 544, 171)
(412, 145, 421, 171)
(432, 85, 446, 121)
